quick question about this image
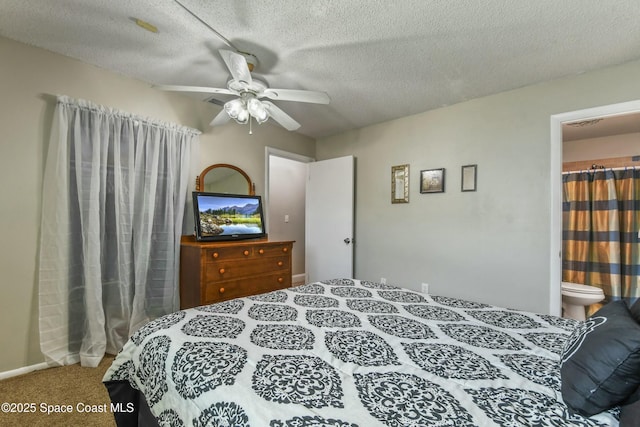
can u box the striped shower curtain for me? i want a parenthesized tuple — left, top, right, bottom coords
(562, 168, 640, 316)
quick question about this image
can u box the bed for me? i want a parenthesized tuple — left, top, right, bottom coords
(103, 278, 622, 426)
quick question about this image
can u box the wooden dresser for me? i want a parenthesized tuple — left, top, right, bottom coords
(179, 236, 294, 309)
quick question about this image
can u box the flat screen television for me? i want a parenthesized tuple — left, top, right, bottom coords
(192, 192, 266, 241)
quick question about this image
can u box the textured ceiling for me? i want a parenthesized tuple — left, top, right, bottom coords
(2, 0, 640, 138)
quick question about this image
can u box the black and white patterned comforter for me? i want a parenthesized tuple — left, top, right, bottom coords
(103, 279, 619, 426)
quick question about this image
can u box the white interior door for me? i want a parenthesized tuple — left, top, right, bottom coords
(305, 155, 354, 282)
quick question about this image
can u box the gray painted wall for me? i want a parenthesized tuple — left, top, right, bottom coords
(317, 59, 640, 315)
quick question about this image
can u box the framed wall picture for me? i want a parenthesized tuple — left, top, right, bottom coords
(420, 168, 445, 193)
(391, 164, 409, 203)
(461, 164, 477, 192)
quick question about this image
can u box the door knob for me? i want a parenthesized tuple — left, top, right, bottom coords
(344, 238, 351, 244)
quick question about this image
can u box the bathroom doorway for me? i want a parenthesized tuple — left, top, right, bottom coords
(550, 100, 640, 316)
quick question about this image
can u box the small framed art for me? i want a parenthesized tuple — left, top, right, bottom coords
(461, 164, 477, 192)
(391, 164, 409, 203)
(420, 168, 445, 193)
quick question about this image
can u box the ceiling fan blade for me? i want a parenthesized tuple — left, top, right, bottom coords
(262, 101, 301, 131)
(219, 49, 252, 86)
(261, 88, 330, 104)
(210, 109, 231, 127)
(154, 84, 237, 96)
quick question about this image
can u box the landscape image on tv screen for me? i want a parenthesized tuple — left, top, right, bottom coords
(196, 195, 264, 237)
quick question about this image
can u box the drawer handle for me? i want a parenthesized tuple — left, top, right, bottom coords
(219, 287, 225, 293)
(259, 249, 264, 255)
(277, 277, 284, 283)
(219, 268, 225, 274)
(282, 247, 288, 253)
(212, 252, 219, 259)
(277, 261, 283, 267)
(243, 250, 250, 256)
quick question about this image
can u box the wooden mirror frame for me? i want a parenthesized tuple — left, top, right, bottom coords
(195, 163, 255, 195)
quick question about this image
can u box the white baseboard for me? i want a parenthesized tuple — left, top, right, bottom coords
(0, 361, 53, 381)
(292, 273, 306, 285)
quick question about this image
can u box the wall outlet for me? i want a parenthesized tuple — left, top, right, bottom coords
(380, 277, 387, 284)
(421, 283, 429, 294)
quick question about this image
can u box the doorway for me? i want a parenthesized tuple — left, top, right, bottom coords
(266, 149, 356, 284)
(550, 100, 640, 316)
(265, 147, 313, 285)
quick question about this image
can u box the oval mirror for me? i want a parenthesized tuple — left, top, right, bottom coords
(196, 163, 255, 195)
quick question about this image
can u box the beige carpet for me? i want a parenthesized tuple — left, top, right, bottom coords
(0, 356, 116, 427)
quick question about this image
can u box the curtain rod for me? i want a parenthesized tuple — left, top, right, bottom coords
(562, 165, 640, 174)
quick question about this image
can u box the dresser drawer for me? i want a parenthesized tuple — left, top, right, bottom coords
(205, 256, 290, 281)
(204, 273, 291, 303)
(253, 243, 292, 258)
(205, 246, 254, 262)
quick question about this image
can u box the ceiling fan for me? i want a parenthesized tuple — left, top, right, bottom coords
(155, 49, 330, 132)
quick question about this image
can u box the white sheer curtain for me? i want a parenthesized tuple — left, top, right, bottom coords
(38, 96, 199, 367)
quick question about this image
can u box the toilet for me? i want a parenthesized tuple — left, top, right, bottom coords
(561, 281, 605, 321)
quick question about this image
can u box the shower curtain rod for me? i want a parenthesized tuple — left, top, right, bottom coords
(562, 165, 640, 174)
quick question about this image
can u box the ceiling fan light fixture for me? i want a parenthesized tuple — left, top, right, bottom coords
(224, 98, 249, 124)
(254, 110, 269, 124)
(224, 98, 244, 119)
(247, 98, 269, 123)
(236, 109, 249, 124)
